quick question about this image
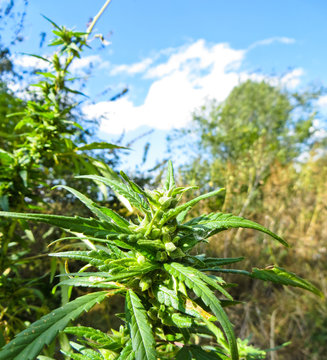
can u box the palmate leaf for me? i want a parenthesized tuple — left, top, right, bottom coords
(164, 263, 239, 360)
(184, 212, 288, 247)
(0, 212, 118, 238)
(77, 175, 149, 214)
(0, 291, 108, 360)
(125, 290, 157, 360)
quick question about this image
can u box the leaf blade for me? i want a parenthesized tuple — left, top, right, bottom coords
(0, 291, 108, 360)
(126, 290, 157, 360)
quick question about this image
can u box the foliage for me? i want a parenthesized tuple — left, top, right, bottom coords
(169, 80, 326, 358)
(0, 161, 321, 360)
(0, 3, 122, 341)
(176, 80, 320, 216)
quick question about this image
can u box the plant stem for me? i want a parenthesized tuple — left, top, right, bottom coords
(86, 0, 113, 39)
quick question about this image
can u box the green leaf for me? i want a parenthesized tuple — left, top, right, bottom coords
(56, 278, 122, 289)
(190, 345, 225, 360)
(64, 326, 121, 351)
(77, 175, 149, 214)
(116, 340, 134, 360)
(21, 53, 51, 63)
(99, 207, 130, 228)
(77, 142, 128, 151)
(164, 160, 175, 191)
(126, 290, 157, 360)
(0, 291, 108, 360)
(184, 212, 288, 247)
(0, 212, 117, 238)
(160, 188, 225, 225)
(250, 266, 323, 297)
(55, 185, 128, 231)
(199, 257, 245, 267)
(41, 15, 62, 30)
(0, 149, 14, 164)
(120, 171, 153, 204)
(176, 347, 192, 360)
(164, 263, 239, 360)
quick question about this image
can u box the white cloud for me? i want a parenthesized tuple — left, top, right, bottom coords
(83, 39, 302, 134)
(70, 55, 109, 73)
(110, 57, 154, 76)
(249, 36, 295, 50)
(317, 95, 327, 108)
(14, 54, 50, 70)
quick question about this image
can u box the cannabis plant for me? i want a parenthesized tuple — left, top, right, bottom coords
(0, 161, 321, 360)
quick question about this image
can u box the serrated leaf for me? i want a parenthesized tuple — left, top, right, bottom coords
(0, 212, 117, 238)
(184, 212, 288, 247)
(0, 291, 108, 360)
(164, 263, 239, 360)
(160, 188, 225, 225)
(77, 175, 149, 214)
(250, 266, 323, 297)
(126, 290, 157, 360)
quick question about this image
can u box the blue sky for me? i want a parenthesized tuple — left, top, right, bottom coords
(2, 0, 327, 168)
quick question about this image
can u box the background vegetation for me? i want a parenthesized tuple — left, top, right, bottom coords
(0, 1, 326, 359)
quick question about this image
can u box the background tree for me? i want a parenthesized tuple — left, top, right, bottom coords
(169, 79, 326, 359)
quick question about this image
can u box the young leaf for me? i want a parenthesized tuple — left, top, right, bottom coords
(126, 290, 157, 360)
(164, 263, 239, 360)
(99, 207, 130, 228)
(184, 212, 288, 247)
(54, 185, 117, 224)
(0, 291, 108, 360)
(164, 160, 175, 191)
(77, 175, 149, 214)
(160, 188, 225, 225)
